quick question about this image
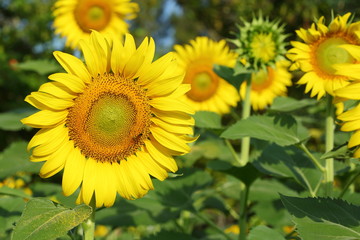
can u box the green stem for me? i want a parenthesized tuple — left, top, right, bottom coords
(338, 169, 360, 198)
(297, 143, 325, 173)
(225, 139, 242, 166)
(193, 210, 232, 240)
(239, 182, 249, 240)
(82, 198, 96, 240)
(324, 95, 335, 197)
(240, 77, 252, 166)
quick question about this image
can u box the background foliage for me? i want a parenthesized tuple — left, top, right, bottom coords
(1, 0, 360, 239)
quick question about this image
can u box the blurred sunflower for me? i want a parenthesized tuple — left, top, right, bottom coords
(287, 13, 360, 99)
(232, 14, 288, 71)
(21, 31, 195, 208)
(174, 36, 239, 114)
(53, 0, 139, 49)
(240, 60, 292, 111)
(334, 41, 360, 157)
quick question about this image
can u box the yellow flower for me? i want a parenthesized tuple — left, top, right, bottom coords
(21, 31, 196, 208)
(333, 44, 360, 157)
(174, 36, 240, 114)
(53, 0, 139, 49)
(287, 13, 360, 99)
(232, 14, 288, 71)
(225, 225, 240, 234)
(240, 61, 292, 111)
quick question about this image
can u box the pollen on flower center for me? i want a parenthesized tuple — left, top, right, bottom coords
(67, 73, 151, 163)
(315, 37, 355, 75)
(184, 64, 219, 101)
(74, 0, 111, 32)
(250, 33, 276, 62)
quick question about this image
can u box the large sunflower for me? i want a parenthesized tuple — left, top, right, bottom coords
(53, 0, 139, 49)
(240, 60, 292, 111)
(286, 13, 360, 99)
(174, 36, 239, 114)
(21, 31, 195, 208)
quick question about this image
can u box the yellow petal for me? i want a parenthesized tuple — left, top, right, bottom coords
(25, 92, 73, 111)
(151, 126, 191, 153)
(150, 97, 195, 114)
(335, 83, 360, 99)
(62, 147, 86, 196)
(144, 139, 178, 172)
(38, 82, 76, 99)
(48, 73, 86, 93)
(53, 51, 91, 83)
(21, 110, 67, 128)
(27, 123, 66, 151)
(136, 150, 168, 181)
(151, 117, 193, 135)
(349, 130, 360, 148)
(152, 108, 195, 126)
(39, 140, 72, 178)
(82, 158, 97, 205)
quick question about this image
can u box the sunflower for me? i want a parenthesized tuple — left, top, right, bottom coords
(53, 0, 139, 49)
(232, 14, 288, 71)
(286, 13, 360, 99)
(21, 31, 196, 208)
(173, 36, 240, 114)
(334, 41, 360, 157)
(239, 60, 292, 111)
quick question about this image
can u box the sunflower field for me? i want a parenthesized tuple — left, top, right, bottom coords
(2, 0, 360, 239)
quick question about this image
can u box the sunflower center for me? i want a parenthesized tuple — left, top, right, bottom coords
(67, 73, 151, 163)
(251, 67, 274, 92)
(184, 64, 219, 101)
(86, 95, 135, 146)
(250, 33, 276, 63)
(316, 37, 355, 75)
(74, 0, 112, 33)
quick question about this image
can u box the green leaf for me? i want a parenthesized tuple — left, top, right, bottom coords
(320, 143, 352, 160)
(213, 64, 249, 90)
(0, 186, 31, 199)
(12, 198, 92, 240)
(281, 195, 360, 240)
(0, 197, 26, 237)
(248, 225, 285, 240)
(270, 97, 317, 112)
(208, 161, 260, 186)
(0, 141, 41, 178)
(249, 179, 297, 228)
(194, 111, 222, 129)
(221, 114, 302, 146)
(151, 168, 212, 210)
(97, 196, 179, 227)
(17, 59, 61, 75)
(143, 231, 196, 240)
(253, 144, 322, 191)
(0, 109, 36, 131)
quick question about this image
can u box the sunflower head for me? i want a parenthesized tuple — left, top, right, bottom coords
(174, 36, 240, 114)
(231, 13, 288, 71)
(21, 31, 196, 208)
(287, 12, 360, 99)
(53, 0, 139, 49)
(240, 60, 293, 111)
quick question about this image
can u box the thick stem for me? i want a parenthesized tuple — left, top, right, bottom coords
(240, 77, 252, 166)
(324, 95, 335, 197)
(82, 198, 96, 240)
(239, 182, 249, 240)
